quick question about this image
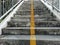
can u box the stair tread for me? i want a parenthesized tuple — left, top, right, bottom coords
(1, 35, 60, 41)
(3, 27, 60, 30)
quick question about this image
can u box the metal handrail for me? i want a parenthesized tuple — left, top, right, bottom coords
(44, 0, 60, 12)
(0, 0, 22, 22)
(53, 6, 60, 12)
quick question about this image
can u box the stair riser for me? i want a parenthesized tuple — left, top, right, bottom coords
(0, 40, 30, 45)
(2, 29, 30, 35)
(36, 29, 60, 35)
(36, 41, 60, 45)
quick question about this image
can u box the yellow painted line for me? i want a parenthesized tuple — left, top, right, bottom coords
(30, 0, 35, 35)
(30, 0, 36, 45)
(30, 35, 36, 45)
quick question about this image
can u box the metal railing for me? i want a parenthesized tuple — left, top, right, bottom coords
(43, 0, 60, 12)
(0, 0, 22, 23)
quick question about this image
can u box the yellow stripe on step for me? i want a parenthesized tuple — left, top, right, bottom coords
(30, 0, 36, 45)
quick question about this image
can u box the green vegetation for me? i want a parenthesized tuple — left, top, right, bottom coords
(0, 19, 1, 22)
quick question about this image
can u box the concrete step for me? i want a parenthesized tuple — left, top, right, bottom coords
(9, 17, 60, 27)
(35, 21, 60, 27)
(14, 13, 55, 17)
(11, 18, 57, 22)
(2, 28, 30, 35)
(0, 35, 60, 45)
(13, 15, 53, 19)
(11, 19, 30, 22)
(7, 21, 30, 27)
(1, 35, 60, 44)
(2, 26, 60, 35)
(0, 36, 30, 45)
(15, 11, 31, 15)
(13, 16, 58, 21)
(18, 2, 31, 10)
(12, 15, 56, 21)
(35, 29, 60, 35)
(14, 15, 31, 17)
(2, 27, 60, 30)
(2, 27, 60, 35)
(15, 11, 50, 15)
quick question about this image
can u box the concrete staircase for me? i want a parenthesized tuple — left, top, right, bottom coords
(0, 0, 60, 45)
